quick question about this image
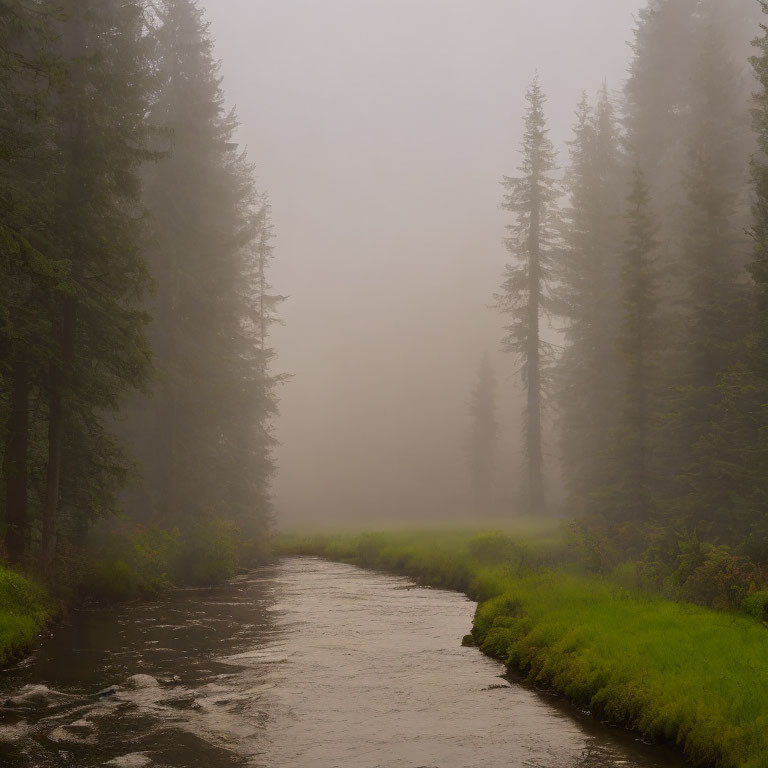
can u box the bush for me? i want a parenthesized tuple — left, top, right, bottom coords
(174, 517, 240, 586)
(0, 566, 52, 664)
(677, 544, 761, 610)
(742, 590, 768, 623)
(467, 532, 520, 565)
(82, 524, 179, 602)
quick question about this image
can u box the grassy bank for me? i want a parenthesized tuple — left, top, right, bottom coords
(276, 526, 768, 768)
(0, 565, 52, 666)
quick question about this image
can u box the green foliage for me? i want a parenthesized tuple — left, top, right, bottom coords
(559, 0, 762, 574)
(83, 524, 179, 602)
(281, 527, 768, 768)
(467, 531, 521, 565)
(0, 564, 52, 664)
(81, 516, 253, 601)
(0, 0, 279, 578)
(174, 517, 240, 587)
(677, 544, 762, 610)
(557, 87, 625, 513)
(741, 590, 768, 622)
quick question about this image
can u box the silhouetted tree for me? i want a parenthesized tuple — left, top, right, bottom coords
(496, 77, 560, 514)
(613, 166, 659, 522)
(466, 354, 499, 515)
(557, 87, 625, 512)
(38, 0, 155, 572)
(130, 0, 280, 547)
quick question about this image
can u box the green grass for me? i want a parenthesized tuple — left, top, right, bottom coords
(0, 565, 52, 666)
(275, 525, 768, 768)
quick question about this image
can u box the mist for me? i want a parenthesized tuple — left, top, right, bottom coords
(204, 0, 641, 524)
(5, 3, 768, 765)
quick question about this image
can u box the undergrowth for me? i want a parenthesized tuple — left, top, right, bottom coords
(0, 566, 52, 665)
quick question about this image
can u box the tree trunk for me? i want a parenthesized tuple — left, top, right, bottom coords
(3, 359, 30, 563)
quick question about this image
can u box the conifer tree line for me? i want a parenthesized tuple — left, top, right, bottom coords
(0, 0, 281, 577)
(498, 0, 768, 567)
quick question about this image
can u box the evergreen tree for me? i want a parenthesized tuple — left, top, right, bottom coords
(37, 0, 155, 571)
(0, 0, 155, 570)
(621, 0, 757, 538)
(466, 354, 499, 515)
(667, 16, 754, 533)
(558, 87, 625, 511)
(0, 0, 58, 563)
(698, 0, 768, 553)
(496, 77, 560, 514)
(625, 0, 700, 211)
(130, 0, 279, 548)
(612, 166, 659, 523)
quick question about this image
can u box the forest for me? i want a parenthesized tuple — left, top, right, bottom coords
(2, 1, 768, 767)
(462, 0, 768, 610)
(0, 0, 281, 595)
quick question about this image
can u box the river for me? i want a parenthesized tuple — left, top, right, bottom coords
(0, 557, 683, 767)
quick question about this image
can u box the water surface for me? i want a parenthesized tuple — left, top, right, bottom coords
(0, 558, 683, 767)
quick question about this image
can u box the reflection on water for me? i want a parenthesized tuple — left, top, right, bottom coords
(0, 558, 682, 768)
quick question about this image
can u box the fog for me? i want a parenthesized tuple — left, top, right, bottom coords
(200, 0, 640, 524)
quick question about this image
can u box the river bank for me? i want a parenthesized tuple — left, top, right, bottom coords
(0, 566, 53, 666)
(0, 519, 269, 667)
(275, 527, 768, 768)
(0, 557, 682, 768)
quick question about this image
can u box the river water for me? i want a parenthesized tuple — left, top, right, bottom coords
(0, 557, 682, 768)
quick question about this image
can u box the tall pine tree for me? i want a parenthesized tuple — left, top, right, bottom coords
(496, 77, 560, 514)
(612, 166, 659, 524)
(37, 0, 155, 571)
(558, 87, 625, 512)
(129, 0, 279, 550)
(466, 354, 499, 515)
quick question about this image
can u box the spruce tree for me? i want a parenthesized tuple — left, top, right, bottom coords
(131, 0, 279, 547)
(496, 77, 559, 514)
(37, 0, 155, 570)
(466, 354, 499, 515)
(558, 87, 625, 511)
(613, 166, 659, 522)
(667, 17, 754, 533)
(0, 0, 58, 563)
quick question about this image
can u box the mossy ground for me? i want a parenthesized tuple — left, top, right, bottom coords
(275, 524, 768, 768)
(0, 566, 52, 666)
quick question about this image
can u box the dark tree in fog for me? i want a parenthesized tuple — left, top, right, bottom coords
(496, 77, 559, 514)
(557, 87, 625, 513)
(0, 0, 155, 571)
(38, 0, 155, 571)
(0, 0, 57, 564)
(614, 167, 659, 522)
(667, 17, 753, 532)
(129, 0, 279, 546)
(692, 0, 768, 552)
(466, 354, 499, 515)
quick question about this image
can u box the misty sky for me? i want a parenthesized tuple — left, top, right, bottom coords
(204, 0, 642, 524)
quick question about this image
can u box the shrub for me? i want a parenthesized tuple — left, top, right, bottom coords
(0, 566, 52, 664)
(467, 532, 520, 565)
(742, 590, 768, 623)
(174, 517, 240, 586)
(82, 523, 179, 601)
(678, 544, 762, 610)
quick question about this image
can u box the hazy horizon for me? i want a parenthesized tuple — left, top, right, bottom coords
(205, 0, 642, 524)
